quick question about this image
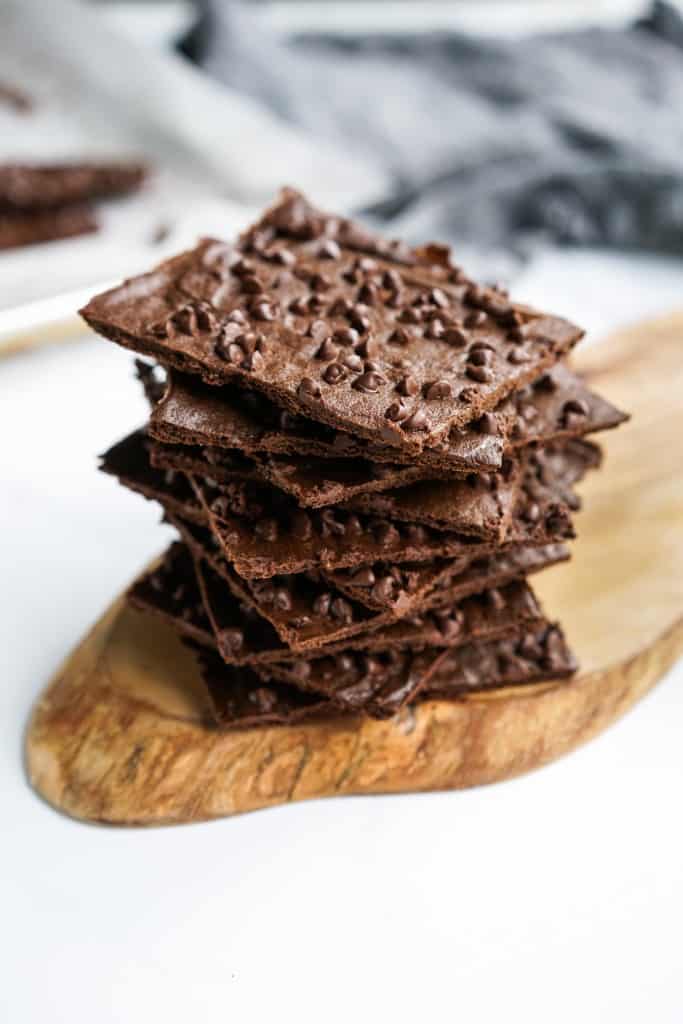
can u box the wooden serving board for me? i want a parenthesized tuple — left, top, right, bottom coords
(26, 313, 683, 826)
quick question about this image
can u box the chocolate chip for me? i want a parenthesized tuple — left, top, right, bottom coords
(215, 336, 244, 364)
(382, 269, 402, 291)
(508, 348, 530, 364)
(345, 514, 363, 538)
(308, 319, 330, 343)
(309, 272, 331, 292)
(349, 308, 370, 334)
(357, 282, 377, 305)
(353, 371, 384, 393)
(273, 588, 293, 612)
(316, 338, 338, 361)
(290, 661, 311, 681)
(288, 296, 308, 316)
(487, 588, 506, 612)
(313, 592, 332, 616)
(241, 274, 264, 294)
(403, 408, 429, 431)
(220, 627, 244, 655)
(374, 522, 399, 545)
(320, 509, 346, 537)
(397, 375, 419, 396)
(562, 398, 589, 419)
(298, 378, 321, 400)
(331, 597, 353, 624)
(254, 517, 278, 542)
(328, 297, 353, 317)
(508, 325, 526, 343)
(523, 501, 541, 523)
(371, 576, 395, 602)
(388, 327, 411, 346)
(424, 380, 451, 400)
(323, 362, 346, 385)
(476, 412, 497, 434)
(290, 510, 313, 540)
(398, 307, 421, 325)
(242, 349, 264, 371)
(443, 326, 468, 346)
(466, 364, 493, 383)
(404, 524, 428, 544)
(425, 319, 445, 339)
(252, 302, 276, 321)
(467, 347, 490, 366)
(333, 326, 359, 347)
(534, 376, 558, 399)
(429, 287, 449, 308)
(318, 239, 341, 260)
(336, 653, 355, 673)
(355, 338, 376, 359)
(385, 399, 410, 422)
(350, 567, 375, 587)
(464, 310, 487, 328)
(342, 352, 363, 372)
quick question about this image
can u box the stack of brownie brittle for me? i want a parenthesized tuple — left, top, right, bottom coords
(81, 189, 627, 729)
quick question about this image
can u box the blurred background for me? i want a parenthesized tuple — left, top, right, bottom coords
(2, 0, 683, 335)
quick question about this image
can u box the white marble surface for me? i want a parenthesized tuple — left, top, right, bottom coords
(1, 247, 682, 1024)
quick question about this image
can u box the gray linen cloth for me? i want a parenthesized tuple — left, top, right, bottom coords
(184, 1, 683, 272)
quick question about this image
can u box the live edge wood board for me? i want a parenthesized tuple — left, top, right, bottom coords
(26, 312, 683, 826)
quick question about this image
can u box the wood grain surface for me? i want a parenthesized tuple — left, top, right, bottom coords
(25, 313, 683, 825)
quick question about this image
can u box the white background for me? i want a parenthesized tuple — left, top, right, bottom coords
(2, 4, 682, 1022)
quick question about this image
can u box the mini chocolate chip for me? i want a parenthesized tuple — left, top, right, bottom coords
(290, 510, 313, 540)
(371, 576, 395, 602)
(350, 567, 376, 587)
(466, 364, 493, 383)
(374, 522, 399, 545)
(316, 338, 339, 361)
(398, 307, 421, 325)
(388, 327, 411, 346)
(403, 408, 429, 431)
(487, 588, 506, 612)
(464, 310, 487, 328)
(357, 282, 377, 305)
(273, 587, 293, 612)
(216, 337, 244, 364)
(252, 302, 276, 321)
(336, 653, 355, 673)
(364, 360, 382, 373)
(382, 269, 402, 291)
(328, 297, 353, 317)
(318, 239, 341, 259)
(195, 306, 217, 333)
(508, 348, 531, 364)
(425, 319, 445, 340)
(331, 597, 353, 624)
(385, 399, 410, 422)
(404, 524, 428, 544)
(476, 412, 497, 434)
(342, 352, 363, 372)
(355, 338, 376, 359)
(508, 326, 526, 343)
(323, 362, 346, 385)
(534, 373, 557, 393)
(443, 326, 468, 346)
(334, 327, 360, 347)
(349, 309, 370, 334)
(220, 628, 244, 655)
(309, 272, 331, 292)
(254, 517, 278, 542)
(241, 274, 264, 294)
(308, 319, 330, 343)
(424, 380, 452, 400)
(298, 378, 321, 400)
(523, 501, 541, 523)
(562, 398, 589, 419)
(320, 509, 346, 537)
(353, 371, 384, 393)
(290, 661, 311, 681)
(429, 288, 449, 308)
(345, 514, 363, 538)
(227, 309, 247, 325)
(397, 375, 419, 396)
(468, 348, 490, 366)
(242, 349, 264, 371)
(313, 592, 332, 616)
